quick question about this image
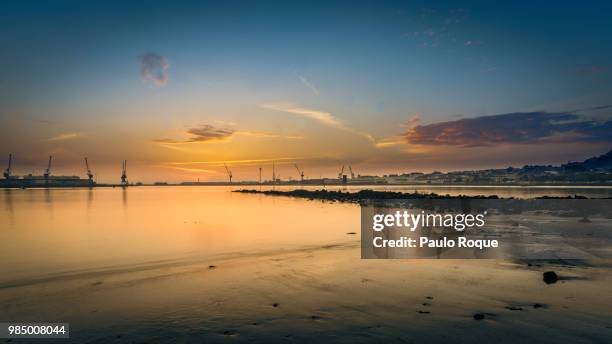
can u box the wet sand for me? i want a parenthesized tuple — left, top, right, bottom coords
(2, 242, 612, 343)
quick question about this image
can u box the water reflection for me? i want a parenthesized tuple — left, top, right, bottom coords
(87, 188, 93, 210)
(44, 188, 54, 219)
(3, 189, 14, 225)
(2, 185, 612, 284)
(0, 186, 359, 283)
(122, 187, 127, 209)
(44, 188, 52, 203)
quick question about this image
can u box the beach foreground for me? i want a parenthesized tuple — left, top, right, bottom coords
(2, 242, 612, 343)
(1, 187, 612, 343)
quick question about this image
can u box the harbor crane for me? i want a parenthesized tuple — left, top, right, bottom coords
(84, 157, 93, 182)
(294, 164, 304, 182)
(121, 160, 128, 186)
(349, 166, 355, 179)
(44, 156, 52, 181)
(224, 163, 233, 183)
(4, 153, 12, 179)
(272, 161, 276, 184)
(338, 165, 348, 184)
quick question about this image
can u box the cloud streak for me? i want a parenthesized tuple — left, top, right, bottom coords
(236, 131, 303, 139)
(401, 111, 612, 147)
(259, 103, 374, 142)
(298, 75, 319, 95)
(166, 156, 308, 167)
(161, 166, 216, 173)
(47, 132, 83, 141)
(139, 52, 169, 86)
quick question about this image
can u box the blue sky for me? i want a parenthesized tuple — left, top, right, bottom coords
(1, 1, 611, 181)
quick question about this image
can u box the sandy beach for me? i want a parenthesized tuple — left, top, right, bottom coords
(2, 240, 612, 343)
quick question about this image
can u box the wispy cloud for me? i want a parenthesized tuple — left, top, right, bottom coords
(298, 75, 319, 95)
(259, 103, 374, 142)
(236, 131, 302, 139)
(260, 103, 341, 127)
(213, 119, 237, 127)
(464, 40, 484, 46)
(161, 166, 216, 173)
(284, 134, 305, 140)
(154, 125, 234, 144)
(167, 156, 307, 167)
(399, 114, 421, 130)
(376, 114, 421, 148)
(139, 52, 169, 86)
(236, 131, 280, 138)
(375, 136, 406, 148)
(47, 132, 82, 141)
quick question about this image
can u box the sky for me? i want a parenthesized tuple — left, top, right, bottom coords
(1, 1, 611, 183)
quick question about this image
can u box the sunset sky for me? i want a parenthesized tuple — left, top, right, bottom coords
(1, 1, 611, 183)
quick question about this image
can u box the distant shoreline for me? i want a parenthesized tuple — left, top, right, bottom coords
(2, 183, 612, 190)
(233, 188, 605, 201)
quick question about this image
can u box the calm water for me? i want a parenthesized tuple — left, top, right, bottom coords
(0, 186, 358, 284)
(2, 186, 612, 343)
(2, 185, 612, 284)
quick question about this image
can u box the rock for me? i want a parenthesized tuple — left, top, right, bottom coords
(272, 303, 279, 308)
(533, 303, 544, 309)
(473, 313, 485, 320)
(504, 306, 523, 311)
(543, 271, 558, 284)
(416, 310, 430, 314)
(208, 265, 216, 269)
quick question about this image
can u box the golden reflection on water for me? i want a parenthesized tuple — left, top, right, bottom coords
(0, 186, 358, 283)
(1, 185, 612, 284)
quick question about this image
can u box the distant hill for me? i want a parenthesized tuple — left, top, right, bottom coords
(561, 150, 612, 171)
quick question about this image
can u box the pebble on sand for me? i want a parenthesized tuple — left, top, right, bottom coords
(272, 303, 279, 308)
(543, 271, 558, 284)
(505, 306, 523, 311)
